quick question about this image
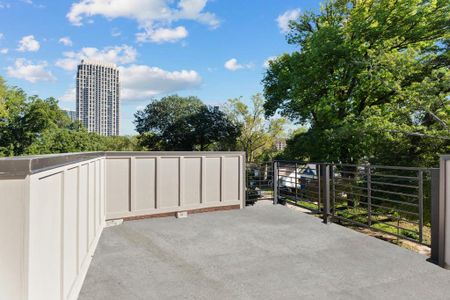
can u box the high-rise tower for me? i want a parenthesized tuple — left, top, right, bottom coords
(76, 60, 120, 136)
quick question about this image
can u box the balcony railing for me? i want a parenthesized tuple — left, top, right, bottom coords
(275, 161, 434, 245)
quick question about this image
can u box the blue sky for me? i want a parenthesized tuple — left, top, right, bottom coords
(0, 0, 320, 135)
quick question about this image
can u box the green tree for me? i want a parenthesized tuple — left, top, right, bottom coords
(0, 77, 72, 156)
(135, 95, 203, 135)
(180, 106, 241, 151)
(225, 94, 288, 162)
(26, 128, 144, 155)
(0, 77, 7, 119)
(135, 95, 240, 151)
(134, 95, 204, 150)
(0, 76, 142, 156)
(26, 127, 103, 154)
(100, 135, 144, 152)
(263, 0, 450, 167)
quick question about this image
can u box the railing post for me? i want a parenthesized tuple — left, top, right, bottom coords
(317, 164, 321, 211)
(331, 164, 335, 219)
(366, 165, 372, 227)
(295, 162, 298, 202)
(431, 168, 444, 267)
(418, 170, 424, 244)
(273, 161, 278, 205)
(320, 164, 330, 224)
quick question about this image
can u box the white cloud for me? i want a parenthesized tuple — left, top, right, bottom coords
(60, 87, 76, 102)
(0, 48, 8, 54)
(55, 58, 79, 72)
(176, 0, 219, 28)
(67, 0, 219, 43)
(111, 27, 121, 37)
(225, 58, 241, 71)
(224, 58, 253, 71)
(67, 0, 219, 27)
(17, 35, 40, 52)
(136, 26, 188, 43)
(59, 36, 73, 46)
(0, 33, 3, 39)
(263, 56, 278, 68)
(55, 44, 137, 71)
(277, 9, 300, 33)
(6, 58, 55, 83)
(119, 64, 202, 100)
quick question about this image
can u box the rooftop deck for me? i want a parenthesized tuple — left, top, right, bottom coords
(80, 204, 450, 300)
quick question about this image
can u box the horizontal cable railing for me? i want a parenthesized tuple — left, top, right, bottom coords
(246, 162, 274, 203)
(273, 161, 434, 246)
(276, 161, 321, 212)
(332, 164, 430, 245)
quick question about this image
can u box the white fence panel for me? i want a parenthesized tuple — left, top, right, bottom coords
(0, 151, 244, 299)
(105, 153, 245, 220)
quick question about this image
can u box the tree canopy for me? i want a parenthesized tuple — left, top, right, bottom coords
(263, 0, 450, 167)
(225, 94, 288, 162)
(0, 77, 142, 157)
(134, 95, 241, 151)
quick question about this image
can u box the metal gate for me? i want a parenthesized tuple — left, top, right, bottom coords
(275, 161, 321, 212)
(246, 162, 274, 205)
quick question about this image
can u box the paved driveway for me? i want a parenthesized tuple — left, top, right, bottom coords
(80, 205, 450, 299)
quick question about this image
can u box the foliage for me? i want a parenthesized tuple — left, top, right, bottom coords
(0, 77, 7, 119)
(225, 94, 288, 162)
(263, 0, 450, 167)
(26, 127, 143, 155)
(100, 135, 143, 152)
(134, 95, 241, 151)
(135, 95, 204, 137)
(178, 106, 241, 151)
(0, 77, 141, 157)
(0, 82, 71, 156)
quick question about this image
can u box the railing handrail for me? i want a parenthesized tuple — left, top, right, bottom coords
(274, 159, 437, 171)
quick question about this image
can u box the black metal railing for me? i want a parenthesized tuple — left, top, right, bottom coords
(273, 161, 436, 246)
(246, 162, 274, 204)
(331, 164, 431, 245)
(276, 161, 322, 212)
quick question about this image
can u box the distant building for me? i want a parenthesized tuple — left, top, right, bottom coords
(275, 140, 287, 151)
(63, 110, 77, 122)
(76, 60, 120, 136)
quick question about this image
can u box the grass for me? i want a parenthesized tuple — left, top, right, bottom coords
(290, 199, 319, 211)
(284, 196, 431, 246)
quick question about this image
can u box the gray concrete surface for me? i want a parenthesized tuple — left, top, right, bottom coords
(79, 205, 450, 300)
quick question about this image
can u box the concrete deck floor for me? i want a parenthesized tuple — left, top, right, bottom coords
(80, 204, 450, 300)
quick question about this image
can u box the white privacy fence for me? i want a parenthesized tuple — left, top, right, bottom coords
(106, 152, 245, 220)
(0, 155, 105, 300)
(0, 151, 245, 300)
